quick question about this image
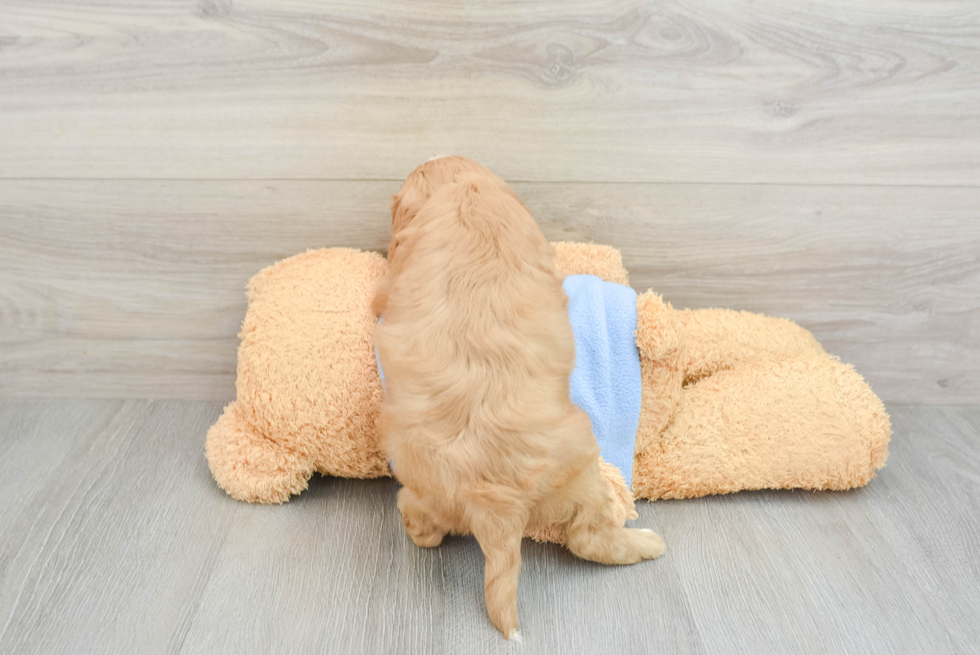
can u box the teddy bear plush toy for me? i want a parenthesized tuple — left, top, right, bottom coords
(205, 236, 890, 543)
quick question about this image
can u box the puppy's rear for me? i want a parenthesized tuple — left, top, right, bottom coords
(375, 158, 664, 639)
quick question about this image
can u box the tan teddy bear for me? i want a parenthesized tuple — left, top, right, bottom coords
(204, 242, 890, 543)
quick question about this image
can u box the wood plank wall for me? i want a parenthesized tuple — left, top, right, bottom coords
(1, 1, 978, 403)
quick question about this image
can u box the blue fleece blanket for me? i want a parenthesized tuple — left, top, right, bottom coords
(562, 274, 641, 488)
(375, 274, 641, 488)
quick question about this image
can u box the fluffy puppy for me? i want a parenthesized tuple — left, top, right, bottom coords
(374, 156, 664, 639)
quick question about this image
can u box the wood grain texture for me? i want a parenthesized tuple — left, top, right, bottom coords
(0, 400, 239, 654)
(1, 1, 978, 183)
(1, 400, 978, 653)
(2, 180, 977, 403)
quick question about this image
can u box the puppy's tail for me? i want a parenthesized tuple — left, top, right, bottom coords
(469, 504, 525, 639)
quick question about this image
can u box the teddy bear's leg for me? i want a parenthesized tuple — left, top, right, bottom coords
(205, 402, 315, 504)
(631, 354, 891, 500)
(396, 486, 447, 548)
(675, 308, 826, 383)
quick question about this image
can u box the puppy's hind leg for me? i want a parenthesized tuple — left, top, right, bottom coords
(469, 504, 525, 640)
(564, 460, 665, 565)
(397, 487, 447, 548)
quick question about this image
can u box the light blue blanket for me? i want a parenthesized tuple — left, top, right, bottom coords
(375, 274, 642, 488)
(562, 274, 641, 488)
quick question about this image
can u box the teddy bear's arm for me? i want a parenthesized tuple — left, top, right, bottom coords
(630, 291, 685, 496)
(206, 402, 316, 503)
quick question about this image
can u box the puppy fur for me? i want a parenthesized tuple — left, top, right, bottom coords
(374, 157, 664, 638)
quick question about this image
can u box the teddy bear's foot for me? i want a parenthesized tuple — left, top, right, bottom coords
(632, 353, 891, 500)
(205, 402, 315, 504)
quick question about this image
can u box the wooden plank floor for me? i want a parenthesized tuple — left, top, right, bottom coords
(0, 400, 977, 654)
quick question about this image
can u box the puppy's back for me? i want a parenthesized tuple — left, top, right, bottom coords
(376, 175, 576, 446)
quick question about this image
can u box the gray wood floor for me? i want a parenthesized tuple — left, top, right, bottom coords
(1, 400, 977, 654)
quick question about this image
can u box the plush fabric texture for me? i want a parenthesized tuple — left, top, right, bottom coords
(205, 241, 891, 540)
(563, 274, 642, 489)
(205, 248, 389, 504)
(630, 292, 890, 499)
(552, 242, 629, 286)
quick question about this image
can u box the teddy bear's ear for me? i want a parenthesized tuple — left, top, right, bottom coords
(552, 242, 630, 285)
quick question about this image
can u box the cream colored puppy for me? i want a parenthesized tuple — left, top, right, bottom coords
(374, 157, 664, 639)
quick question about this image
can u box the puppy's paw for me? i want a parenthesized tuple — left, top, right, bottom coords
(636, 528, 666, 560)
(397, 487, 446, 548)
(408, 529, 445, 549)
(403, 516, 446, 548)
